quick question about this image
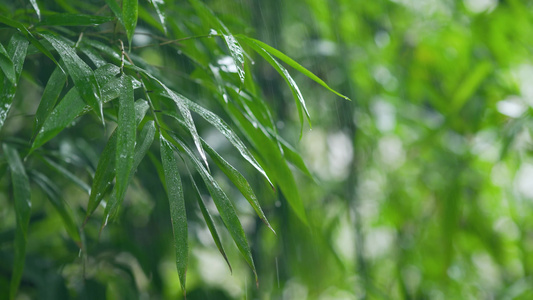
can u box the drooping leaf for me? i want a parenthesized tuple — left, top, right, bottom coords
(41, 33, 105, 124)
(188, 171, 232, 273)
(105, 0, 124, 24)
(0, 42, 16, 85)
(238, 36, 350, 100)
(114, 75, 135, 213)
(160, 133, 188, 295)
(149, 0, 167, 34)
(30, 170, 81, 244)
(266, 130, 315, 181)
(104, 120, 156, 222)
(39, 14, 114, 27)
(29, 0, 41, 21)
(0, 34, 28, 130)
(238, 36, 311, 138)
(3, 144, 31, 300)
(40, 155, 91, 194)
(164, 132, 258, 284)
(158, 90, 272, 187)
(31, 64, 123, 152)
(85, 100, 149, 220)
(33, 65, 67, 138)
(0, 16, 62, 72)
(123, 0, 139, 49)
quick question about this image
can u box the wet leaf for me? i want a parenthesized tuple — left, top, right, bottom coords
(123, 0, 139, 49)
(238, 36, 350, 100)
(149, 0, 167, 34)
(0, 42, 16, 85)
(41, 33, 105, 124)
(160, 133, 188, 295)
(0, 34, 28, 130)
(3, 144, 31, 300)
(238, 36, 310, 138)
(164, 132, 258, 284)
(114, 75, 135, 213)
(188, 171, 232, 273)
(33, 65, 67, 138)
(105, 0, 123, 24)
(29, 0, 41, 21)
(40, 155, 91, 194)
(39, 14, 114, 27)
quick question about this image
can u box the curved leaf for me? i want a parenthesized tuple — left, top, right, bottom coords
(29, 0, 41, 21)
(149, 0, 167, 34)
(123, 0, 139, 49)
(3, 144, 31, 300)
(160, 133, 188, 295)
(0, 42, 16, 85)
(39, 14, 113, 26)
(33, 65, 67, 137)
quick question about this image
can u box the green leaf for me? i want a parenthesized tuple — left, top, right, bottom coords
(123, 0, 139, 49)
(31, 64, 122, 152)
(0, 16, 63, 73)
(30, 170, 81, 245)
(105, 0, 124, 24)
(149, 0, 167, 34)
(164, 132, 258, 284)
(85, 100, 149, 220)
(114, 75, 135, 213)
(160, 133, 188, 295)
(40, 155, 91, 194)
(188, 171, 232, 273)
(41, 33, 105, 124)
(3, 144, 31, 300)
(159, 90, 272, 187)
(0, 34, 28, 130)
(238, 36, 350, 100)
(238, 36, 310, 138)
(0, 42, 16, 85)
(39, 14, 114, 26)
(267, 130, 315, 181)
(33, 65, 67, 138)
(29, 0, 41, 21)
(203, 141, 275, 234)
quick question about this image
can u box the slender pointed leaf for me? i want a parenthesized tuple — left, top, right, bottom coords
(238, 36, 350, 100)
(39, 14, 114, 27)
(0, 34, 28, 130)
(29, 0, 41, 21)
(114, 75, 135, 212)
(85, 100, 149, 219)
(41, 33, 105, 124)
(188, 172, 232, 273)
(33, 65, 67, 137)
(123, 0, 138, 49)
(160, 133, 188, 295)
(40, 156, 91, 194)
(30, 170, 81, 244)
(164, 132, 258, 283)
(149, 0, 167, 34)
(0, 42, 16, 85)
(105, 0, 124, 24)
(3, 144, 31, 300)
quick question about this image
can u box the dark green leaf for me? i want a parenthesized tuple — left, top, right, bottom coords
(41, 33, 105, 124)
(39, 14, 114, 27)
(238, 36, 350, 100)
(165, 132, 258, 284)
(3, 144, 31, 300)
(105, 0, 124, 24)
(188, 171, 232, 273)
(33, 65, 67, 138)
(114, 75, 135, 213)
(40, 156, 91, 194)
(160, 133, 188, 295)
(149, 0, 167, 34)
(0, 42, 16, 85)
(29, 0, 41, 21)
(0, 34, 28, 130)
(123, 0, 139, 49)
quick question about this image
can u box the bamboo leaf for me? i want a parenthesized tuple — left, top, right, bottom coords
(149, 0, 167, 34)
(40, 156, 91, 194)
(41, 33, 105, 124)
(238, 36, 310, 138)
(238, 36, 350, 100)
(0, 42, 16, 85)
(114, 75, 135, 213)
(85, 100, 149, 220)
(0, 34, 28, 130)
(3, 144, 31, 300)
(39, 14, 114, 27)
(30, 170, 81, 244)
(164, 132, 258, 284)
(160, 133, 188, 295)
(188, 171, 232, 273)
(33, 65, 67, 138)
(29, 0, 41, 21)
(105, 0, 124, 24)
(123, 0, 139, 49)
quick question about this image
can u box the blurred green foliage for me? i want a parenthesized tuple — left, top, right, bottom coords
(1, 0, 533, 299)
